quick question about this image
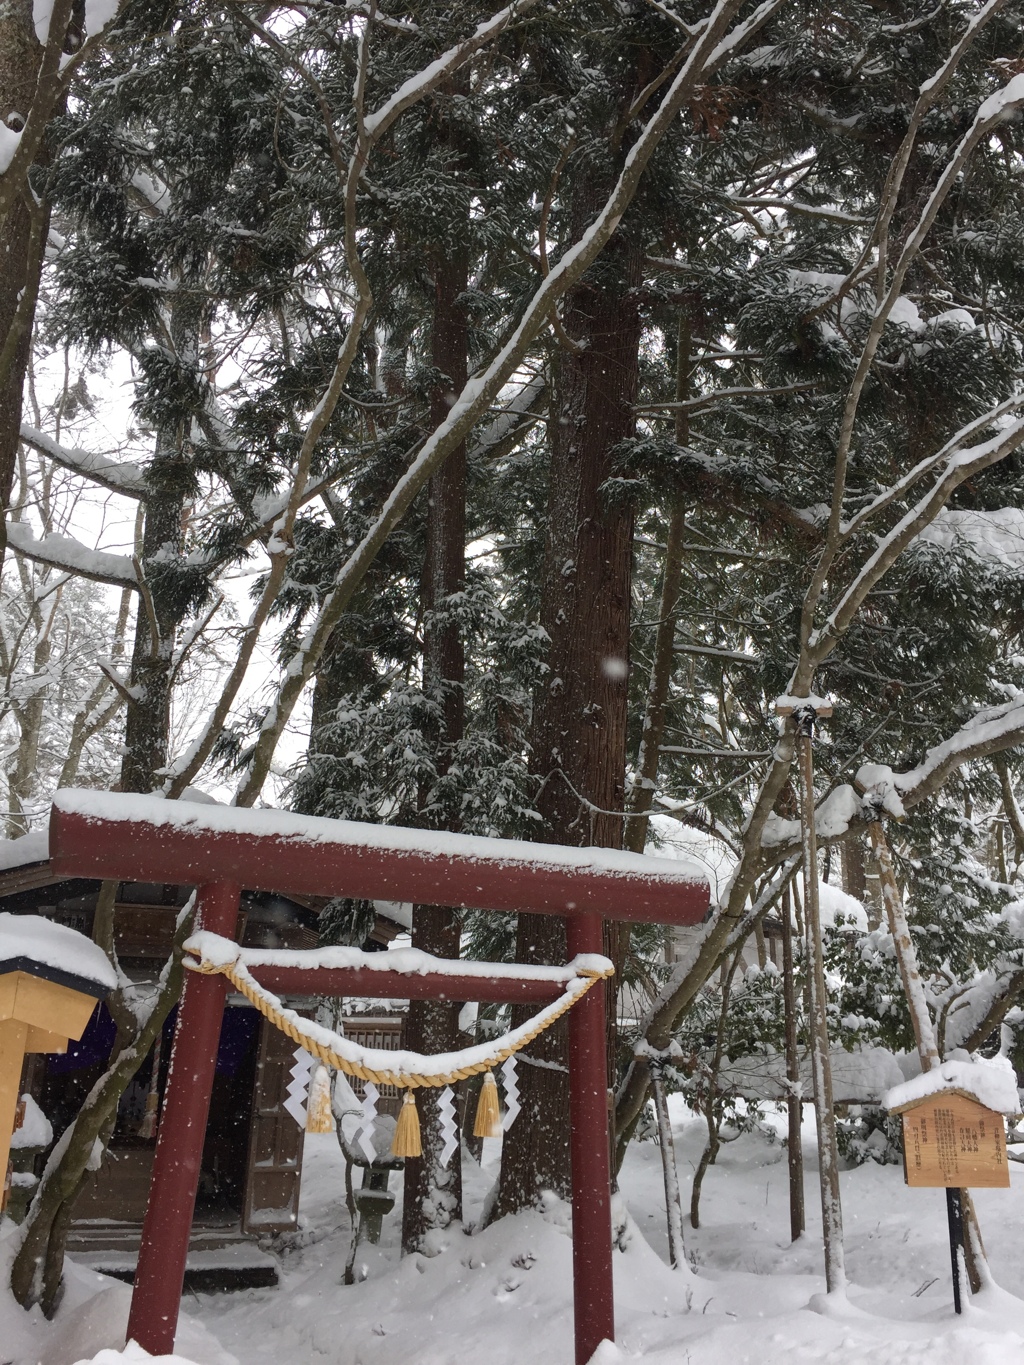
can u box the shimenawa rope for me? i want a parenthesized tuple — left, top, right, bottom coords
(185, 944, 613, 1155)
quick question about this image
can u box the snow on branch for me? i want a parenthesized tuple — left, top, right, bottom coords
(20, 424, 147, 498)
(883, 694, 1024, 806)
(761, 785, 862, 848)
(727, 195, 870, 225)
(810, 415, 1024, 658)
(469, 375, 546, 461)
(838, 395, 1024, 545)
(362, 2, 539, 140)
(760, 697, 1024, 855)
(6, 521, 138, 588)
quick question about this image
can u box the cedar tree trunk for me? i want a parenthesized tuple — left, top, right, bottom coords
(402, 241, 468, 1252)
(495, 227, 643, 1216)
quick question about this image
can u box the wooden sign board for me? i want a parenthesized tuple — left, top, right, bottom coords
(900, 1092, 1009, 1189)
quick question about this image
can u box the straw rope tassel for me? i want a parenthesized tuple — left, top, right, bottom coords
(392, 1092, 422, 1158)
(474, 1071, 502, 1139)
(306, 1065, 334, 1134)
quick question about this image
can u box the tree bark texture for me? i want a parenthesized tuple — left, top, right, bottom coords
(798, 725, 845, 1294)
(780, 886, 805, 1242)
(0, 0, 49, 567)
(120, 302, 201, 793)
(495, 227, 643, 1217)
(623, 316, 691, 857)
(402, 242, 468, 1253)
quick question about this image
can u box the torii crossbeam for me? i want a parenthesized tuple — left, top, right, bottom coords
(49, 790, 709, 1365)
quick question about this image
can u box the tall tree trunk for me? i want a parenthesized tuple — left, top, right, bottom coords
(623, 315, 691, 858)
(495, 224, 643, 1217)
(11, 312, 198, 1311)
(0, 2, 49, 566)
(797, 719, 845, 1294)
(5, 594, 56, 835)
(401, 241, 468, 1253)
(120, 304, 199, 794)
(781, 886, 805, 1242)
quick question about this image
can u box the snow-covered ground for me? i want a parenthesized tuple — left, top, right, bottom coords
(6, 1099, 1024, 1365)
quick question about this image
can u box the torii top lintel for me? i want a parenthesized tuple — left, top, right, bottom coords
(48, 790, 709, 926)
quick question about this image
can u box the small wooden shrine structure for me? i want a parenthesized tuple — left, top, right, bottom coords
(47, 788, 709, 1365)
(1, 916, 114, 1193)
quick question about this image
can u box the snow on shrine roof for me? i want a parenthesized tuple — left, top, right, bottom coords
(884, 1057, 1021, 1117)
(0, 830, 49, 873)
(0, 912, 116, 995)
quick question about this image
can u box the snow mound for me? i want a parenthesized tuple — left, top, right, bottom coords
(0, 912, 117, 990)
(918, 508, 1024, 573)
(819, 882, 868, 931)
(0, 829, 49, 871)
(75, 1348, 205, 1365)
(11, 1092, 52, 1149)
(884, 1055, 1021, 1116)
(721, 1043, 903, 1103)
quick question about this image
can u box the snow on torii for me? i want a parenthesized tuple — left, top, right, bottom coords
(46, 789, 710, 1365)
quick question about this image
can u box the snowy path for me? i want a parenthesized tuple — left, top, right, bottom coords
(6, 1099, 1024, 1365)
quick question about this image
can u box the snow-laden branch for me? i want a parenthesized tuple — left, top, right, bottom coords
(808, 416, 1024, 660)
(469, 375, 546, 461)
(638, 380, 819, 412)
(798, 23, 1022, 655)
(728, 195, 870, 225)
(879, 694, 1024, 808)
(6, 521, 138, 588)
(233, 0, 759, 807)
(837, 394, 1024, 546)
(363, 1, 539, 140)
(20, 425, 148, 498)
(759, 696, 1024, 855)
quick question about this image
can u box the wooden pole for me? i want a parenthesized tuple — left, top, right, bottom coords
(126, 882, 240, 1355)
(946, 1187, 964, 1314)
(868, 822, 939, 1067)
(796, 709, 846, 1293)
(868, 818, 985, 1300)
(566, 911, 614, 1364)
(649, 1056, 686, 1268)
(780, 887, 805, 1242)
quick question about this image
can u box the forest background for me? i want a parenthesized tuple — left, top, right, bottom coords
(3, 0, 1024, 1320)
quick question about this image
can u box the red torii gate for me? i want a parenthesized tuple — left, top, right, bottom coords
(49, 790, 708, 1365)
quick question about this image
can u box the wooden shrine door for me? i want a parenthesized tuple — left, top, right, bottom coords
(241, 1018, 304, 1234)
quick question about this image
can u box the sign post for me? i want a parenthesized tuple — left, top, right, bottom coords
(945, 1188, 964, 1314)
(887, 1083, 1013, 1314)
